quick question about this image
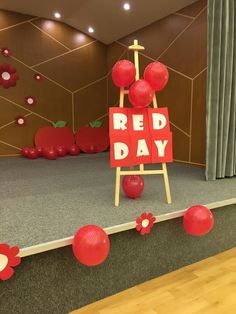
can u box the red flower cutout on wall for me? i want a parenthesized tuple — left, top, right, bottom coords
(34, 73, 42, 81)
(0, 244, 21, 281)
(0, 64, 19, 88)
(25, 96, 36, 106)
(16, 116, 26, 126)
(1, 48, 11, 57)
(136, 212, 156, 235)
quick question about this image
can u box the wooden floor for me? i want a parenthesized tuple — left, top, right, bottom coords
(70, 248, 236, 314)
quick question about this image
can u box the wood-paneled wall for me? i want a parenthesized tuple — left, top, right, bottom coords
(0, 10, 108, 156)
(0, 0, 207, 165)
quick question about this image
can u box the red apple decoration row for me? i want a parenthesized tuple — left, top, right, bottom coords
(21, 144, 80, 160)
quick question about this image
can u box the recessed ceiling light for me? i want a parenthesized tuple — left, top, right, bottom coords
(88, 26, 94, 33)
(54, 12, 61, 19)
(123, 3, 130, 10)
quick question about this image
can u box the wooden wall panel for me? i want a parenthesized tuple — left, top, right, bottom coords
(159, 9, 207, 78)
(177, 0, 207, 17)
(0, 23, 67, 66)
(31, 19, 94, 50)
(74, 78, 107, 129)
(0, 9, 33, 30)
(34, 42, 107, 92)
(119, 14, 192, 60)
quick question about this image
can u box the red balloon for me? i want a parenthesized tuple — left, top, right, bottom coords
(56, 145, 67, 157)
(128, 79, 154, 109)
(21, 147, 30, 157)
(112, 59, 136, 87)
(183, 205, 214, 236)
(73, 225, 110, 266)
(144, 62, 169, 91)
(43, 147, 57, 160)
(35, 146, 43, 157)
(69, 144, 80, 156)
(28, 148, 39, 159)
(122, 175, 144, 199)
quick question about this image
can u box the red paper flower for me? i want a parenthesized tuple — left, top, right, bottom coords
(0, 64, 19, 88)
(1, 47, 11, 57)
(16, 116, 26, 126)
(25, 96, 36, 106)
(0, 243, 21, 281)
(136, 212, 156, 235)
(34, 73, 42, 81)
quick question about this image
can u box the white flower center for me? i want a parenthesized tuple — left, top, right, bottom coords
(0, 254, 8, 271)
(2, 71, 10, 80)
(27, 98, 34, 105)
(142, 219, 149, 228)
(18, 118, 24, 124)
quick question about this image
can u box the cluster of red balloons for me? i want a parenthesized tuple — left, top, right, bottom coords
(183, 205, 214, 236)
(73, 225, 110, 266)
(112, 59, 169, 108)
(21, 144, 80, 160)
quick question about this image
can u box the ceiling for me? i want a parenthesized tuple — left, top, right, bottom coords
(0, 0, 198, 44)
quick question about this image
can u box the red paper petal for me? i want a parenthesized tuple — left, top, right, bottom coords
(10, 246, 19, 256)
(150, 216, 156, 223)
(136, 224, 142, 231)
(0, 244, 10, 254)
(0, 266, 14, 281)
(9, 256, 21, 267)
(141, 213, 147, 219)
(140, 228, 146, 235)
(136, 217, 142, 224)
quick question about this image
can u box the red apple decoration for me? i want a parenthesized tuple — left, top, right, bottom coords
(69, 144, 80, 156)
(43, 147, 57, 160)
(75, 121, 109, 154)
(21, 147, 30, 157)
(35, 121, 74, 149)
(28, 148, 39, 159)
(56, 145, 67, 157)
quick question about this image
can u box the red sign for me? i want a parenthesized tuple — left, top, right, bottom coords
(109, 107, 173, 167)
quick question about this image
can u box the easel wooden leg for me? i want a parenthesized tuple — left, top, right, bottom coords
(162, 163, 172, 204)
(115, 167, 121, 206)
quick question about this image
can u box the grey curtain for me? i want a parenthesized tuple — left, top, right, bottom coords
(206, 0, 236, 180)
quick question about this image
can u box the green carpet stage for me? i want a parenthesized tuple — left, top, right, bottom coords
(0, 152, 236, 256)
(1, 152, 236, 314)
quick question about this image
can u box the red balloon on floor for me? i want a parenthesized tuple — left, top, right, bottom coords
(183, 205, 214, 236)
(69, 144, 80, 156)
(35, 146, 43, 157)
(43, 147, 57, 160)
(112, 59, 136, 87)
(27, 148, 39, 159)
(73, 225, 110, 266)
(122, 175, 144, 199)
(128, 79, 154, 109)
(56, 145, 67, 157)
(21, 147, 30, 157)
(144, 62, 169, 91)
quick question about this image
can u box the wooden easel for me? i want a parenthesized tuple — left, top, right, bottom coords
(114, 39, 172, 207)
